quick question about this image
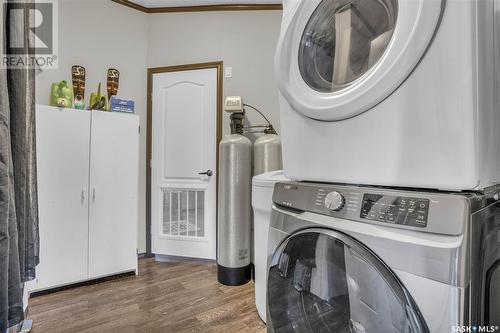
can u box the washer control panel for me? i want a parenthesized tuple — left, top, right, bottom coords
(360, 194, 430, 227)
(272, 181, 469, 235)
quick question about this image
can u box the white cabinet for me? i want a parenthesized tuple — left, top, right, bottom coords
(31, 105, 139, 292)
(34, 107, 91, 290)
(88, 111, 139, 279)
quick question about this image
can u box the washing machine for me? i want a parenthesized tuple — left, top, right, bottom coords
(266, 181, 500, 332)
(275, 0, 500, 190)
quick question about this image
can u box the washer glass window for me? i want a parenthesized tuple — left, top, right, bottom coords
(299, 0, 398, 93)
(487, 261, 500, 325)
(268, 231, 428, 332)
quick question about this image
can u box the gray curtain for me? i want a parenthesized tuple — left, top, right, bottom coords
(1, 1, 39, 331)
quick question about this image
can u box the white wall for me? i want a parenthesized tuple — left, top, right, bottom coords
(147, 10, 283, 135)
(35, 2, 283, 253)
(35, 0, 149, 252)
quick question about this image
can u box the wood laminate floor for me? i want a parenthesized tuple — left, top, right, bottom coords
(27, 258, 266, 333)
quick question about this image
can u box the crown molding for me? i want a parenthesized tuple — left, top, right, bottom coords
(112, 0, 282, 13)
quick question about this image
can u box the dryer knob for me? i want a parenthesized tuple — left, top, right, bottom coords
(324, 191, 345, 211)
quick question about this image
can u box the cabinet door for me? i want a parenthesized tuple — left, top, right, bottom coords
(88, 111, 139, 279)
(34, 106, 91, 290)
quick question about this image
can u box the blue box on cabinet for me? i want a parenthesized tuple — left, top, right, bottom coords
(110, 97, 135, 113)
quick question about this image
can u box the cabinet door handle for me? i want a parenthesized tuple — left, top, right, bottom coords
(92, 188, 96, 202)
(81, 189, 85, 203)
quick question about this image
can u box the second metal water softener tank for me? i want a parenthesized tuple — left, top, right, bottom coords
(217, 134, 252, 286)
(253, 134, 282, 176)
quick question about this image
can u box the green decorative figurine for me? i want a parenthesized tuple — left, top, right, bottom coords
(50, 80, 74, 108)
(89, 82, 107, 111)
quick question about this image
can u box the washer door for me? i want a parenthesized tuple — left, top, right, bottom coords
(267, 229, 429, 333)
(275, 0, 444, 121)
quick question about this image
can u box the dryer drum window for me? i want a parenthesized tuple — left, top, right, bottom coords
(267, 232, 428, 332)
(299, 0, 398, 93)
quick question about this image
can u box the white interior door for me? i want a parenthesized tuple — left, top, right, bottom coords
(152, 67, 218, 260)
(88, 111, 139, 278)
(34, 106, 91, 290)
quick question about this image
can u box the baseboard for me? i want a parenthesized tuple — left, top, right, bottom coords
(154, 254, 216, 264)
(29, 271, 136, 298)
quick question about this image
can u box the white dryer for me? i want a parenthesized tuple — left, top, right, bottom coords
(275, 0, 500, 190)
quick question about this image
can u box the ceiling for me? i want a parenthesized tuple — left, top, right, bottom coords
(131, 0, 282, 7)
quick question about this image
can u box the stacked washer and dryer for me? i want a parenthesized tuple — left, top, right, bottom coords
(264, 0, 500, 332)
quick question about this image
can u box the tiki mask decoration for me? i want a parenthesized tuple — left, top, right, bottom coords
(72, 65, 86, 109)
(107, 68, 120, 102)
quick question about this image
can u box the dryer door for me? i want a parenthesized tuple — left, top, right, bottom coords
(275, 0, 444, 121)
(267, 228, 429, 333)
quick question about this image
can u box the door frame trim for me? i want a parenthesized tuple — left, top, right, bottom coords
(146, 61, 223, 256)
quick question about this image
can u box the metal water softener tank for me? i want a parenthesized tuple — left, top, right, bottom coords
(217, 133, 253, 286)
(253, 133, 282, 176)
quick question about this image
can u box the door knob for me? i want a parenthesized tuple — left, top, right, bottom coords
(198, 170, 213, 177)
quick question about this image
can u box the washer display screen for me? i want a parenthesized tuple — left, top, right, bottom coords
(360, 194, 430, 227)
